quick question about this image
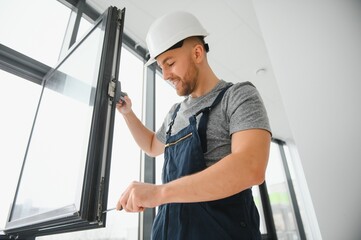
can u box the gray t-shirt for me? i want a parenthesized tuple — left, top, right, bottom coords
(156, 80, 271, 167)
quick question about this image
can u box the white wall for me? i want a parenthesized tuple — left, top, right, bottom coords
(254, 1, 361, 240)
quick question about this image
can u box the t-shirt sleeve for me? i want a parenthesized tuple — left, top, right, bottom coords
(223, 82, 272, 135)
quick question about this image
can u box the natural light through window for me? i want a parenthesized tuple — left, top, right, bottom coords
(0, 0, 70, 66)
(0, 71, 42, 232)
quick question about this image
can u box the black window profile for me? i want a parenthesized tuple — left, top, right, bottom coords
(3, 6, 125, 239)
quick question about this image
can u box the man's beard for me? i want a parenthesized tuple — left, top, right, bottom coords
(176, 61, 199, 96)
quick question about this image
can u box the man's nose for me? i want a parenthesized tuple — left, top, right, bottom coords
(162, 71, 168, 80)
(162, 68, 171, 81)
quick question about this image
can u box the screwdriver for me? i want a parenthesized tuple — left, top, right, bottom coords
(102, 206, 122, 214)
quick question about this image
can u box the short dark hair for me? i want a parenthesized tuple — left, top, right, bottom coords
(156, 36, 209, 58)
(196, 36, 209, 53)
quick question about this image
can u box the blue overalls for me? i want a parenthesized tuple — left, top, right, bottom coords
(152, 86, 261, 240)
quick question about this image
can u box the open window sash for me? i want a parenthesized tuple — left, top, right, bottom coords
(3, 6, 125, 238)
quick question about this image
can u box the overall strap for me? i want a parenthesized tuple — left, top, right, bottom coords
(196, 84, 233, 153)
(166, 103, 181, 136)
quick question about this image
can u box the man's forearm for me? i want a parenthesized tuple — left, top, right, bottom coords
(122, 110, 158, 156)
(158, 129, 270, 205)
(158, 152, 262, 204)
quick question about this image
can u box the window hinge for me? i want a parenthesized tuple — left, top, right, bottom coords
(109, 80, 127, 103)
(96, 176, 105, 221)
(108, 79, 116, 99)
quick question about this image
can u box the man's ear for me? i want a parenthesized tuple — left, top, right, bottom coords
(192, 44, 205, 63)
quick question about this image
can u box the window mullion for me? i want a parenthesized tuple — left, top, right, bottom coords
(259, 181, 278, 240)
(277, 141, 307, 240)
(0, 44, 50, 85)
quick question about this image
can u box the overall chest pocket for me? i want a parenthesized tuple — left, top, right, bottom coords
(163, 131, 206, 182)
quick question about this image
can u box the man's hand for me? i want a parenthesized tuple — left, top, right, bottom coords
(116, 181, 163, 212)
(116, 95, 132, 115)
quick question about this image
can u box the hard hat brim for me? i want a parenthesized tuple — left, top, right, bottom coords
(144, 57, 156, 67)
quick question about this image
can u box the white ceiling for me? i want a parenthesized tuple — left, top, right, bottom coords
(88, 0, 292, 140)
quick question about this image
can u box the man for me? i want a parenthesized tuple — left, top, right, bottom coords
(116, 11, 271, 240)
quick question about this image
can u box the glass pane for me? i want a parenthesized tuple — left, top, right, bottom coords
(101, 47, 143, 239)
(266, 142, 300, 240)
(8, 19, 106, 223)
(78, 14, 94, 42)
(0, 0, 70, 66)
(37, 47, 143, 240)
(0, 71, 41, 231)
(283, 145, 311, 239)
(252, 186, 267, 234)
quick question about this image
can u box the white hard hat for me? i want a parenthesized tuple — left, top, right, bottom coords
(145, 11, 208, 66)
